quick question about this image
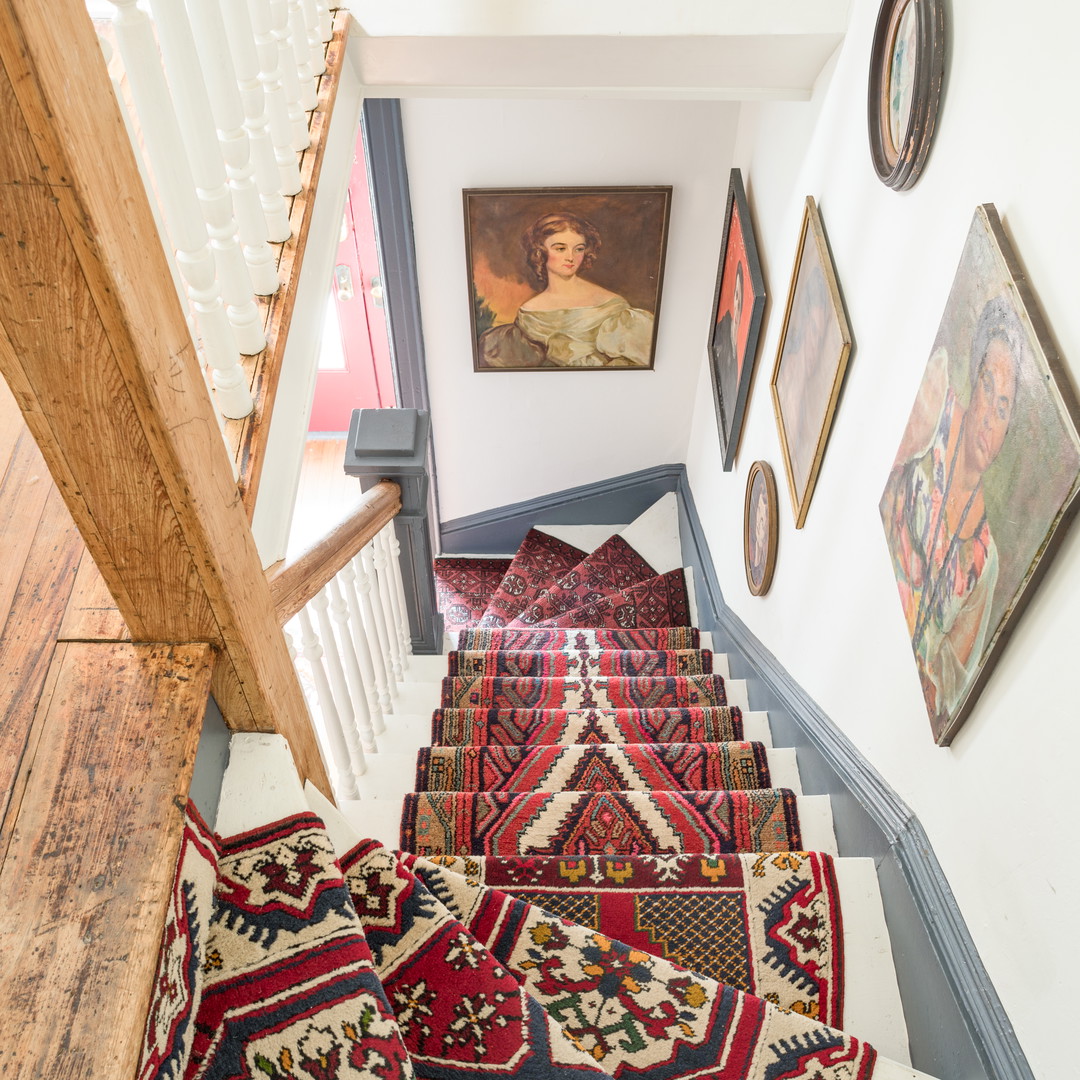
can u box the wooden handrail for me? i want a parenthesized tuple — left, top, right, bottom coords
(267, 480, 402, 623)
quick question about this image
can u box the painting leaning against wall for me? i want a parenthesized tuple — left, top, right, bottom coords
(879, 203, 1080, 744)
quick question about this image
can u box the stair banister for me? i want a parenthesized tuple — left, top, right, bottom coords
(219, 0, 294, 239)
(109, 0, 255, 419)
(186, 0, 281, 295)
(266, 481, 414, 790)
(146, 0, 266, 354)
(267, 479, 403, 622)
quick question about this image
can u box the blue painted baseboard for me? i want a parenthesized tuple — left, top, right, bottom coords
(438, 465, 685, 554)
(440, 464, 1032, 1080)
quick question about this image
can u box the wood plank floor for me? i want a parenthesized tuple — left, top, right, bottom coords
(0, 380, 212, 1077)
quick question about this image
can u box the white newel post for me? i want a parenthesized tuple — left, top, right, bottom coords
(310, 590, 368, 780)
(380, 523, 412, 671)
(327, 578, 378, 753)
(301, 0, 325, 76)
(219, 0, 292, 241)
(297, 607, 361, 798)
(339, 559, 386, 736)
(148, 0, 266, 356)
(109, 0, 254, 420)
(358, 543, 395, 713)
(245, 0, 304, 195)
(186, 0, 280, 295)
(371, 524, 406, 678)
(268, 0, 312, 150)
(287, 0, 319, 110)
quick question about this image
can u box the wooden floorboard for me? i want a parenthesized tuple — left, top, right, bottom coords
(57, 547, 129, 642)
(0, 481, 83, 840)
(0, 642, 212, 1080)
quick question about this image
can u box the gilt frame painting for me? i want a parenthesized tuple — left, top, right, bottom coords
(770, 197, 852, 529)
(464, 186, 672, 373)
(709, 169, 767, 471)
(879, 204, 1080, 744)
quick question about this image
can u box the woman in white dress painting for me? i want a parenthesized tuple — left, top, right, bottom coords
(479, 211, 655, 369)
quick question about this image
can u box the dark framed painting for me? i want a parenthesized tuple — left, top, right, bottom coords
(867, 0, 945, 191)
(709, 169, 767, 470)
(463, 186, 672, 372)
(879, 204, 1080, 745)
(770, 197, 852, 529)
(744, 461, 778, 596)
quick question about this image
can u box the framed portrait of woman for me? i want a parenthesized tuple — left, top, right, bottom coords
(770, 197, 852, 529)
(709, 169, 767, 471)
(463, 187, 672, 372)
(879, 204, 1080, 745)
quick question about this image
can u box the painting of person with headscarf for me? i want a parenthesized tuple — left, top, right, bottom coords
(880, 205, 1080, 743)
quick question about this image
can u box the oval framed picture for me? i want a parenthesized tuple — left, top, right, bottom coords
(744, 461, 778, 596)
(866, 0, 945, 191)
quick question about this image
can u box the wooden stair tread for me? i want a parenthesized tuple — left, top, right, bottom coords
(0, 641, 212, 1080)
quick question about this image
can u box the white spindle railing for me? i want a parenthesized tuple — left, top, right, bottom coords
(92, 0, 336, 426)
(284, 520, 415, 803)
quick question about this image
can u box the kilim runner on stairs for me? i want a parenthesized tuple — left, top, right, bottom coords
(441, 673, 728, 710)
(431, 705, 745, 746)
(445, 647, 714, 678)
(415, 741, 771, 792)
(452, 625, 702, 650)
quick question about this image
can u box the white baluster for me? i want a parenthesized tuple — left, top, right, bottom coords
(371, 529, 404, 683)
(146, 0, 266, 355)
(377, 525, 410, 673)
(340, 558, 386, 735)
(301, 0, 325, 76)
(297, 607, 360, 798)
(316, 0, 333, 42)
(186, 0, 280, 294)
(245, 0, 303, 195)
(220, 0, 292, 239)
(311, 590, 368, 778)
(358, 543, 394, 713)
(287, 0, 318, 110)
(268, 0, 311, 150)
(327, 578, 378, 753)
(109, 0, 254, 420)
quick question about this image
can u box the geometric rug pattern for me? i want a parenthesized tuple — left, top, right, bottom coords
(400, 788, 803, 857)
(445, 647, 714, 679)
(441, 673, 729, 710)
(430, 706, 745, 747)
(415, 741, 771, 793)
(453, 626, 702, 651)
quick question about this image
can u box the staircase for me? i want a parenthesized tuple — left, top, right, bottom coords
(207, 495, 936, 1079)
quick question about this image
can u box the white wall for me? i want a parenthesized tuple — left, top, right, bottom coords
(402, 97, 738, 521)
(684, 2, 1080, 1075)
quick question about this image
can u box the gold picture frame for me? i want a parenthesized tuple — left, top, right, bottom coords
(770, 197, 853, 528)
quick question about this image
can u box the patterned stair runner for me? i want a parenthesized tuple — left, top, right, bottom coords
(441, 672, 728, 710)
(143, 527, 884, 1079)
(478, 528, 586, 627)
(430, 705, 745, 746)
(415, 741, 771, 792)
(452, 626, 702, 650)
(446, 647, 714, 678)
(509, 533, 658, 625)
(400, 788, 803, 856)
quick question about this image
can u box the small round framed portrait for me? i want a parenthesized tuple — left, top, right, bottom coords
(744, 461, 778, 596)
(866, 0, 945, 191)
